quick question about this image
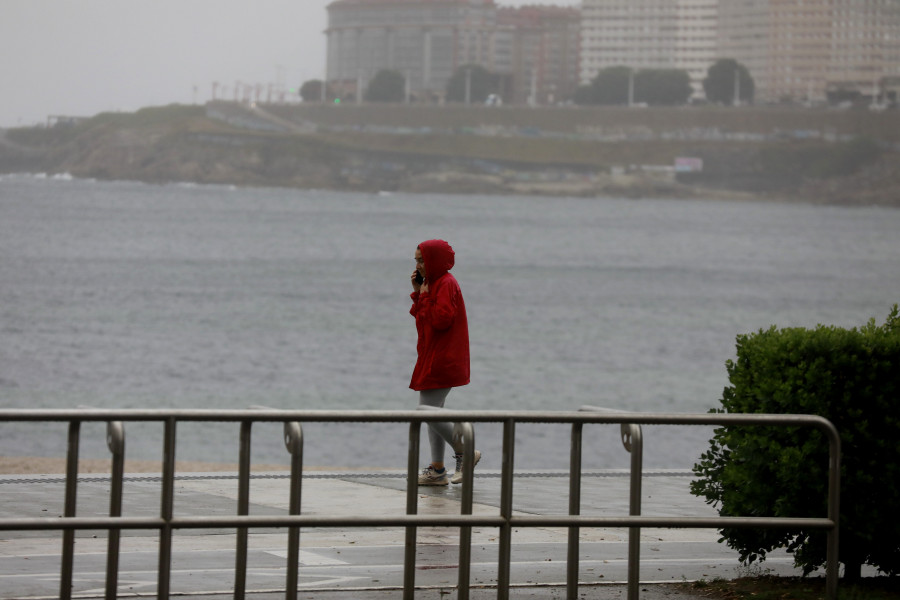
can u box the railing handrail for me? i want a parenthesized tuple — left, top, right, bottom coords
(0, 407, 841, 430)
(0, 408, 841, 600)
(0, 514, 837, 531)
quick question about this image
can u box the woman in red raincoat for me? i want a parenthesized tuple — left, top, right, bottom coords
(410, 239, 480, 486)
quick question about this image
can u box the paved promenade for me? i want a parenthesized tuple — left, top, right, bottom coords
(0, 470, 807, 599)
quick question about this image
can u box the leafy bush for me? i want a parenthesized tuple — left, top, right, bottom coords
(691, 306, 900, 580)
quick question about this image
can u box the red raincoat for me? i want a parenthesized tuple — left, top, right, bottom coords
(409, 239, 470, 391)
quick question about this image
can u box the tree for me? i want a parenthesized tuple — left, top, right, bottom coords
(445, 64, 497, 104)
(572, 84, 597, 106)
(825, 86, 862, 106)
(704, 58, 755, 105)
(634, 69, 693, 106)
(590, 66, 633, 105)
(364, 70, 406, 103)
(576, 67, 692, 106)
(691, 305, 900, 581)
(299, 79, 329, 103)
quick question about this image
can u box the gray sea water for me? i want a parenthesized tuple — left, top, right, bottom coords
(1, 174, 898, 471)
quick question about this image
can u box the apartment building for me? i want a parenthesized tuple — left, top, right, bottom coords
(719, 0, 900, 104)
(325, 0, 581, 105)
(495, 6, 581, 105)
(325, 0, 496, 101)
(580, 0, 718, 99)
(323, 0, 899, 106)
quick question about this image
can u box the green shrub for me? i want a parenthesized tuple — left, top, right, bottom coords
(691, 305, 900, 580)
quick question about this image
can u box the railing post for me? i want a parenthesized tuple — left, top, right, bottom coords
(453, 422, 476, 600)
(234, 420, 253, 599)
(404, 420, 421, 600)
(0, 408, 843, 600)
(566, 422, 583, 600)
(283, 421, 303, 600)
(623, 423, 643, 600)
(497, 418, 516, 600)
(824, 421, 841, 600)
(106, 421, 125, 600)
(157, 417, 177, 600)
(60, 420, 81, 600)
(580, 406, 643, 600)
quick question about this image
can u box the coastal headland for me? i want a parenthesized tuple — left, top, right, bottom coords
(1, 102, 898, 206)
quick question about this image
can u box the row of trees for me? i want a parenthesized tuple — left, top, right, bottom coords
(299, 64, 500, 105)
(574, 59, 754, 106)
(573, 66, 693, 106)
(299, 59, 755, 106)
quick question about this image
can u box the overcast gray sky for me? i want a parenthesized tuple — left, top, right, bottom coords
(1, 0, 578, 128)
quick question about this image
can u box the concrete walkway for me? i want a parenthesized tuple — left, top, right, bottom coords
(0, 470, 806, 599)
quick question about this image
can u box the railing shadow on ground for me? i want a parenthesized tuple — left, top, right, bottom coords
(0, 408, 840, 600)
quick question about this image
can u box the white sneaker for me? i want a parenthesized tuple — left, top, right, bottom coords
(418, 465, 449, 486)
(451, 450, 481, 485)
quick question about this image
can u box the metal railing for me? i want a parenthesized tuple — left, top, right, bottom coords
(0, 408, 841, 600)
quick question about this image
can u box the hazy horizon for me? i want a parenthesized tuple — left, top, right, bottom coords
(0, 0, 579, 129)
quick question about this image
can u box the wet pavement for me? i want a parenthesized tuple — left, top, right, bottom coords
(0, 469, 808, 599)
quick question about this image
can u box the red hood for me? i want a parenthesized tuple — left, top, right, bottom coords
(418, 239, 455, 281)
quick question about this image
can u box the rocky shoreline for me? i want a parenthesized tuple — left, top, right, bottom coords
(2, 105, 898, 206)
